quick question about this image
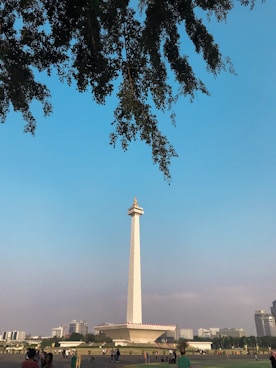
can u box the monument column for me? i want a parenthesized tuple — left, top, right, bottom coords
(127, 197, 144, 324)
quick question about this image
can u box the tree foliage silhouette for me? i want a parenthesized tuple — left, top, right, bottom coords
(0, 0, 260, 180)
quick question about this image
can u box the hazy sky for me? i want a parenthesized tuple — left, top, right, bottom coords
(0, 1, 275, 338)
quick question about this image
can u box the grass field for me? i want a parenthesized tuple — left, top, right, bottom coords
(128, 360, 271, 368)
(190, 361, 270, 368)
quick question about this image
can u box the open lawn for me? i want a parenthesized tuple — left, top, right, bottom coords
(190, 360, 269, 368)
(127, 359, 271, 368)
(0, 352, 272, 368)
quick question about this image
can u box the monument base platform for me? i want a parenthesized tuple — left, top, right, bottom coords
(94, 322, 176, 344)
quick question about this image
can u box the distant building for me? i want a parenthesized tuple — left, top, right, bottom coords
(209, 328, 220, 337)
(69, 320, 88, 336)
(179, 328, 193, 340)
(198, 328, 210, 338)
(1, 331, 26, 341)
(51, 326, 66, 338)
(188, 341, 212, 351)
(198, 328, 220, 338)
(156, 328, 178, 343)
(197, 328, 210, 338)
(271, 301, 276, 320)
(1, 331, 12, 341)
(12, 331, 26, 341)
(59, 341, 84, 348)
(255, 310, 276, 337)
(217, 328, 246, 337)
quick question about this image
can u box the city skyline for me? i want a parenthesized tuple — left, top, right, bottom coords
(0, 324, 254, 340)
(2, 300, 276, 339)
(0, 1, 275, 337)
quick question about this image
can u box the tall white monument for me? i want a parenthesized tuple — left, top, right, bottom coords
(94, 198, 176, 344)
(127, 197, 144, 324)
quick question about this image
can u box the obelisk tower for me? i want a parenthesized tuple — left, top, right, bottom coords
(127, 197, 144, 324)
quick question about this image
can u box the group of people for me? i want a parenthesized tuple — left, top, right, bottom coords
(110, 348, 121, 362)
(20, 346, 276, 368)
(22, 348, 78, 368)
(21, 349, 53, 368)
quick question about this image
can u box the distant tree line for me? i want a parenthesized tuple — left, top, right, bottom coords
(40, 333, 112, 349)
(40, 334, 276, 351)
(193, 335, 276, 351)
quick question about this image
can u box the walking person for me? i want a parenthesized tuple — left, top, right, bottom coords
(177, 350, 192, 368)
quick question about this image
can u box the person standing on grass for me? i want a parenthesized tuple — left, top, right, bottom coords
(22, 349, 39, 368)
(177, 350, 192, 368)
(71, 352, 77, 368)
(115, 348, 120, 362)
(42, 353, 53, 368)
(270, 351, 276, 368)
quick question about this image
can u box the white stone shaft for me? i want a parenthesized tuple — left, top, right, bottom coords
(127, 199, 144, 324)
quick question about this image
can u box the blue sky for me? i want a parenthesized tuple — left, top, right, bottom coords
(0, 1, 275, 337)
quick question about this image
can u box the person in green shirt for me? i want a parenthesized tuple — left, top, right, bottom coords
(177, 350, 192, 368)
(71, 353, 77, 368)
